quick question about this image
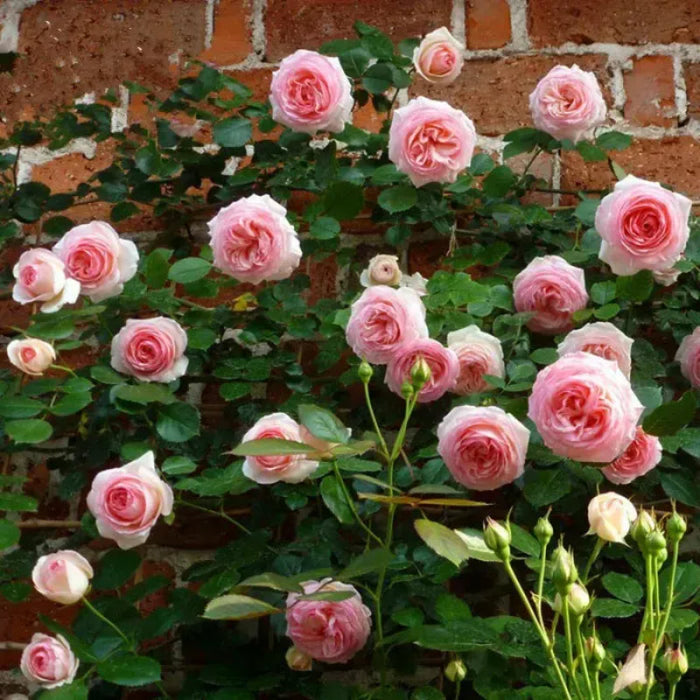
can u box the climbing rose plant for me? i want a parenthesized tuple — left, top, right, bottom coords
(0, 21, 698, 700)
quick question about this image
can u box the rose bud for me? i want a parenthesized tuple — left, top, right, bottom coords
(7, 338, 56, 376)
(360, 254, 402, 288)
(413, 27, 464, 85)
(662, 647, 688, 683)
(483, 518, 511, 560)
(20, 634, 78, 688)
(534, 516, 554, 546)
(587, 492, 637, 543)
(630, 509, 656, 548)
(444, 659, 467, 682)
(31, 550, 93, 605)
(666, 510, 687, 544)
(551, 545, 578, 594)
(554, 583, 590, 617)
(285, 646, 313, 672)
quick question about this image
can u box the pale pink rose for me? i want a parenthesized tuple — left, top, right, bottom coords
(602, 427, 662, 485)
(286, 579, 371, 664)
(385, 338, 459, 403)
(587, 492, 637, 543)
(437, 405, 529, 491)
(346, 286, 428, 365)
(270, 49, 353, 134)
(20, 634, 78, 689)
(529, 64, 606, 142)
(86, 451, 173, 549)
(675, 327, 700, 388)
(241, 413, 319, 485)
(207, 194, 301, 284)
(447, 325, 505, 395)
(401, 271, 428, 296)
(360, 254, 402, 288)
(595, 175, 691, 276)
(652, 265, 682, 286)
(111, 317, 188, 383)
(413, 27, 464, 85)
(12, 248, 80, 313)
(613, 644, 647, 695)
(528, 352, 643, 463)
(513, 255, 588, 335)
(388, 96, 476, 187)
(53, 222, 138, 302)
(32, 550, 93, 605)
(557, 321, 633, 378)
(7, 339, 56, 376)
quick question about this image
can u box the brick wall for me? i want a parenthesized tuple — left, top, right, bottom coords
(1, 0, 700, 689)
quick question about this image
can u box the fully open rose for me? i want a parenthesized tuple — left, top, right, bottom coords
(241, 412, 319, 484)
(595, 175, 691, 276)
(286, 580, 371, 664)
(270, 49, 353, 134)
(601, 427, 662, 485)
(557, 321, 634, 378)
(528, 352, 643, 463)
(437, 405, 530, 491)
(32, 550, 93, 605)
(389, 96, 476, 187)
(675, 327, 700, 388)
(413, 27, 464, 85)
(207, 194, 301, 284)
(447, 325, 505, 395)
(346, 285, 428, 365)
(7, 338, 56, 376)
(20, 634, 78, 688)
(52, 221, 138, 302)
(86, 451, 174, 549)
(12, 248, 80, 313)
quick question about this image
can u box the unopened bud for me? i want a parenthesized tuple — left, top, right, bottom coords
(566, 583, 591, 617)
(551, 545, 578, 594)
(666, 510, 687, 544)
(286, 646, 312, 672)
(534, 516, 554, 546)
(401, 381, 414, 400)
(410, 356, 432, 388)
(655, 545, 668, 570)
(444, 659, 467, 683)
(631, 509, 655, 548)
(645, 529, 667, 559)
(661, 647, 688, 683)
(585, 636, 606, 669)
(358, 360, 373, 384)
(483, 517, 511, 560)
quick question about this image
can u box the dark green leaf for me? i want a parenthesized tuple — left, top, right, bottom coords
(5, 419, 53, 444)
(298, 403, 349, 444)
(93, 549, 141, 590)
(97, 654, 161, 687)
(320, 475, 354, 524)
(643, 391, 696, 436)
(156, 402, 200, 443)
(378, 184, 418, 213)
(168, 257, 212, 283)
(213, 117, 252, 147)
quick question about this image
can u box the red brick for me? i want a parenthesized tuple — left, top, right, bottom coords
(413, 54, 610, 136)
(528, 0, 700, 46)
(306, 253, 338, 304)
(684, 62, 700, 120)
(200, 0, 252, 66)
(508, 150, 555, 206)
(623, 56, 676, 126)
(408, 239, 449, 278)
(561, 136, 700, 198)
(0, 0, 207, 123)
(466, 0, 511, 49)
(265, 0, 453, 61)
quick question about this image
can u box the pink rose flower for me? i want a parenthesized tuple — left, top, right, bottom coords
(286, 579, 371, 664)
(270, 49, 353, 134)
(32, 550, 93, 605)
(557, 321, 634, 378)
(437, 405, 530, 491)
(385, 338, 459, 403)
(241, 412, 320, 484)
(20, 634, 78, 688)
(413, 27, 464, 85)
(86, 451, 173, 549)
(675, 327, 700, 388)
(388, 96, 476, 187)
(7, 338, 56, 376)
(53, 222, 138, 302)
(12, 248, 80, 313)
(653, 265, 682, 286)
(360, 254, 402, 288)
(207, 194, 301, 284)
(513, 255, 588, 335)
(111, 316, 188, 383)
(587, 492, 637, 543)
(528, 352, 643, 463)
(447, 325, 505, 395)
(529, 64, 606, 142)
(346, 286, 428, 365)
(595, 175, 691, 276)
(602, 427, 662, 485)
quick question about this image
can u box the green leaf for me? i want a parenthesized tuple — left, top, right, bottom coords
(323, 181, 364, 220)
(309, 216, 341, 240)
(574, 198, 599, 226)
(452, 529, 500, 562)
(591, 598, 639, 618)
(0, 396, 44, 418)
(92, 549, 141, 590)
(5, 418, 53, 444)
(219, 382, 250, 401)
(97, 654, 161, 687)
(0, 492, 38, 512)
(0, 519, 20, 548)
(187, 327, 217, 351)
(659, 471, 700, 508)
(616, 270, 654, 302)
(591, 281, 617, 305)
(601, 572, 643, 603)
(643, 391, 696, 436)
(156, 402, 200, 443)
(42, 216, 74, 236)
(298, 403, 349, 444)
(576, 142, 607, 162)
(202, 593, 280, 620)
(143, 248, 171, 288)
(237, 573, 303, 593)
(481, 165, 515, 197)
(168, 257, 212, 283)
(162, 456, 197, 475)
(230, 438, 312, 456)
(377, 184, 418, 213)
(385, 619, 499, 651)
(596, 131, 632, 151)
(414, 519, 469, 568)
(29, 317, 75, 340)
(111, 201, 140, 223)
(90, 365, 124, 384)
(49, 392, 91, 416)
(213, 117, 252, 147)
(336, 457, 381, 473)
(320, 475, 354, 524)
(529, 348, 558, 365)
(411, 688, 445, 700)
(338, 548, 394, 580)
(111, 383, 175, 405)
(523, 469, 572, 507)
(38, 681, 89, 700)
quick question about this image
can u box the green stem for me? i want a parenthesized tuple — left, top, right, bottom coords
(503, 560, 573, 700)
(178, 298, 213, 311)
(653, 562, 661, 628)
(51, 364, 77, 377)
(332, 461, 382, 545)
(574, 619, 594, 699)
(669, 681, 678, 700)
(536, 540, 548, 628)
(593, 671, 602, 700)
(363, 381, 390, 460)
(518, 146, 543, 186)
(562, 599, 583, 699)
(82, 597, 132, 649)
(639, 554, 655, 643)
(454, 679, 461, 699)
(644, 541, 680, 700)
(581, 539, 604, 584)
(176, 499, 252, 535)
(156, 680, 172, 699)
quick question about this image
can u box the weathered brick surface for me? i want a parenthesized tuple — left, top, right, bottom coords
(528, 0, 700, 46)
(623, 56, 676, 127)
(264, 0, 453, 61)
(413, 55, 610, 136)
(685, 62, 700, 121)
(466, 0, 511, 49)
(200, 0, 253, 66)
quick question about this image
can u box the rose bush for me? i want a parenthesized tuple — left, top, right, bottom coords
(0, 19, 697, 700)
